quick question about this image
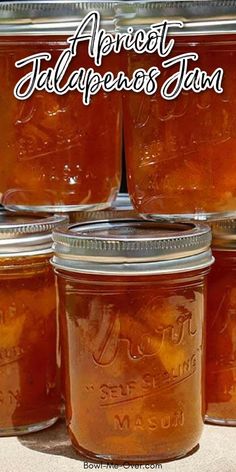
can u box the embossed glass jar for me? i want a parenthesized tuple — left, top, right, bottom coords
(0, 213, 66, 436)
(206, 220, 236, 425)
(0, 1, 122, 212)
(121, 1, 236, 220)
(53, 219, 213, 462)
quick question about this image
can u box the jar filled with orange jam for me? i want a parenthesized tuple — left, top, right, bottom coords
(0, 1, 122, 213)
(53, 219, 213, 462)
(206, 220, 236, 425)
(122, 2, 236, 220)
(0, 212, 66, 436)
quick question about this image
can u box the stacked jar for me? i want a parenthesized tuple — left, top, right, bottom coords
(206, 220, 236, 426)
(122, 1, 236, 221)
(52, 219, 213, 462)
(0, 211, 67, 435)
(0, 1, 122, 213)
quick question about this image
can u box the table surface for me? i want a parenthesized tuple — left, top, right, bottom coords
(0, 420, 235, 472)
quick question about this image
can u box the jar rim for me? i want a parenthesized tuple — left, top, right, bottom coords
(52, 249, 214, 275)
(52, 218, 213, 274)
(1, 1, 236, 36)
(69, 194, 138, 223)
(0, 0, 117, 35)
(116, 0, 236, 35)
(0, 212, 68, 256)
(212, 219, 236, 250)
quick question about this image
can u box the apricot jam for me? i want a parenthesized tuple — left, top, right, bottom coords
(0, 213, 66, 435)
(123, 10, 236, 219)
(0, 2, 121, 212)
(206, 221, 236, 425)
(53, 219, 213, 462)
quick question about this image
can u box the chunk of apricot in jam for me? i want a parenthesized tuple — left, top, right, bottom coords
(57, 271, 205, 462)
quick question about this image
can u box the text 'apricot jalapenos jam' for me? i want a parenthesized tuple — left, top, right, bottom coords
(52, 219, 213, 463)
(0, 211, 66, 436)
(0, 1, 121, 213)
(206, 220, 236, 425)
(121, 1, 236, 220)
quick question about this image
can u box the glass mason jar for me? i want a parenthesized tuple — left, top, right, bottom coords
(122, 2, 236, 220)
(53, 219, 213, 462)
(206, 220, 236, 425)
(0, 212, 66, 436)
(0, 1, 122, 213)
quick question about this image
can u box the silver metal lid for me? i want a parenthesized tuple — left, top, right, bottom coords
(52, 219, 213, 275)
(70, 194, 137, 223)
(1, 1, 236, 36)
(0, 0, 117, 35)
(0, 213, 68, 257)
(117, 1, 236, 35)
(212, 220, 236, 250)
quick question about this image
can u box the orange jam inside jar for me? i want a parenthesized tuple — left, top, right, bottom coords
(53, 219, 213, 462)
(0, 2, 122, 213)
(0, 212, 66, 436)
(206, 220, 236, 425)
(122, 3, 236, 220)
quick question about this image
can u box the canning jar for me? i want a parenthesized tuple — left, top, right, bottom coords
(0, 212, 66, 436)
(53, 219, 213, 462)
(122, 2, 236, 220)
(206, 220, 236, 425)
(0, 1, 122, 213)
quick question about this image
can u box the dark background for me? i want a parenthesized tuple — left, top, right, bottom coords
(121, 148, 127, 193)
